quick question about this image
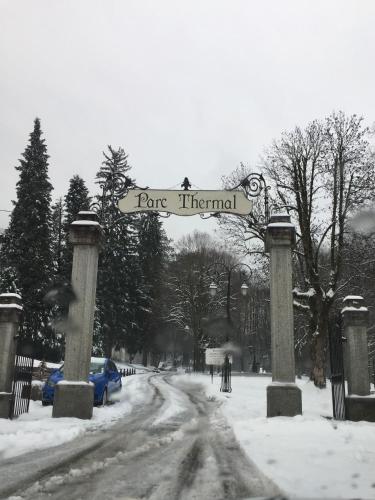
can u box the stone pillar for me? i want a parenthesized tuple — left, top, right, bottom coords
(342, 296, 370, 396)
(265, 214, 302, 417)
(0, 293, 22, 418)
(53, 212, 101, 419)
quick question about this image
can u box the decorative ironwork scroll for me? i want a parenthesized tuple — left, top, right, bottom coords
(229, 172, 270, 224)
(90, 174, 148, 225)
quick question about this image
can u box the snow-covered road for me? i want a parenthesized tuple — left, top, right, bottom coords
(1, 374, 280, 500)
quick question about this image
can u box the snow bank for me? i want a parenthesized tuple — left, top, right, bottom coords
(183, 373, 375, 499)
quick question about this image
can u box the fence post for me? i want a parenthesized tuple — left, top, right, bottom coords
(53, 212, 102, 419)
(265, 214, 302, 417)
(0, 293, 22, 418)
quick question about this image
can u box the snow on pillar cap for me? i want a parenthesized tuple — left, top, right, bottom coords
(69, 211, 102, 246)
(342, 295, 368, 325)
(76, 211, 99, 223)
(0, 293, 22, 307)
(343, 296, 365, 308)
(265, 213, 295, 251)
(269, 213, 291, 224)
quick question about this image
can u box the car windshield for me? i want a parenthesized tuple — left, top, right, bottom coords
(89, 361, 105, 374)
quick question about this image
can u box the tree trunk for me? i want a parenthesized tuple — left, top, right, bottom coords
(311, 333, 327, 387)
(309, 307, 329, 388)
(310, 296, 331, 389)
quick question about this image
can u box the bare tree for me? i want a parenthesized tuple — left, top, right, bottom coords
(164, 232, 225, 370)
(219, 112, 375, 387)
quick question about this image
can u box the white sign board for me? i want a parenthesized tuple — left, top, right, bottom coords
(118, 189, 253, 217)
(205, 348, 232, 365)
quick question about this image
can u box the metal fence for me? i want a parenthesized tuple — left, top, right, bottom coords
(119, 368, 136, 377)
(328, 313, 346, 420)
(9, 354, 34, 419)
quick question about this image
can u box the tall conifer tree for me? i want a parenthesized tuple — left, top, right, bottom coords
(0, 118, 54, 356)
(51, 198, 64, 277)
(94, 146, 144, 357)
(62, 175, 91, 280)
(64, 175, 91, 228)
(138, 213, 169, 365)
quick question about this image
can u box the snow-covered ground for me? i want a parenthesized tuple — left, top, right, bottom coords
(1, 371, 375, 498)
(0, 373, 152, 461)
(182, 373, 375, 499)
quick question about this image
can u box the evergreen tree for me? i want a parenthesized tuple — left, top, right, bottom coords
(64, 175, 91, 228)
(94, 146, 144, 357)
(0, 118, 54, 357)
(51, 198, 64, 277)
(62, 175, 91, 280)
(137, 213, 170, 365)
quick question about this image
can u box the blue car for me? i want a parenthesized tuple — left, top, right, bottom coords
(42, 357, 122, 406)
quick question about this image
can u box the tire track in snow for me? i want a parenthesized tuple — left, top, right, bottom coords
(0, 374, 164, 500)
(4, 374, 282, 500)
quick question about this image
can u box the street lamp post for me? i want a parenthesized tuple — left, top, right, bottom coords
(209, 263, 250, 392)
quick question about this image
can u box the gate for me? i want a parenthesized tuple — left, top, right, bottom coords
(9, 353, 34, 419)
(328, 313, 346, 420)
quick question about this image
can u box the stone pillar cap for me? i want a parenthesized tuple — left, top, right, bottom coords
(76, 211, 99, 222)
(343, 296, 365, 308)
(69, 212, 102, 246)
(342, 294, 368, 319)
(265, 213, 295, 251)
(269, 213, 291, 224)
(0, 293, 22, 307)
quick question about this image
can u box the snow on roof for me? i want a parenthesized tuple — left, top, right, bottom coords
(343, 295, 363, 301)
(90, 356, 107, 364)
(33, 359, 62, 369)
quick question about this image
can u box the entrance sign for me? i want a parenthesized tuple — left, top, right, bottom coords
(205, 348, 232, 365)
(118, 189, 253, 216)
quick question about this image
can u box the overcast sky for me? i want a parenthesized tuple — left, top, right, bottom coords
(1, 0, 375, 241)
